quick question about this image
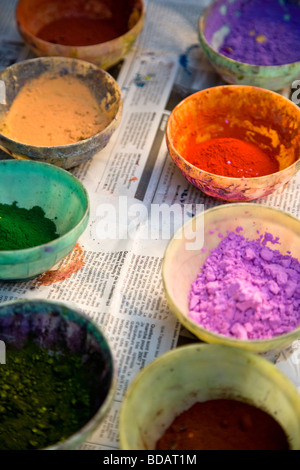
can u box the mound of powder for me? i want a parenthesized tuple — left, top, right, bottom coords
(188, 231, 300, 340)
(205, 0, 300, 66)
(0, 73, 109, 146)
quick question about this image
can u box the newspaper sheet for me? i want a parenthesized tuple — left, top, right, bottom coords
(0, 0, 299, 450)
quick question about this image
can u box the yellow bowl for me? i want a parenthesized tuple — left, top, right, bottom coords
(166, 85, 300, 201)
(16, 0, 145, 70)
(162, 203, 300, 354)
(119, 343, 300, 450)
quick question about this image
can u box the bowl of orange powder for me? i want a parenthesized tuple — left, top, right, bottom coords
(16, 0, 145, 71)
(166, 85, 300, 201)
(0, 56, 122, 169)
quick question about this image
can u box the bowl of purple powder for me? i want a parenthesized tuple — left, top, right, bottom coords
(198, 0, 300, 91)
(162, 203, 300, 353)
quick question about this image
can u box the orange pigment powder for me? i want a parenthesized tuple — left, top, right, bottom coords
(183, 137, 279, 178)
(0, 74, 109, 146)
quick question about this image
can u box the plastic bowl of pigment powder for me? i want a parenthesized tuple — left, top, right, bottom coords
(0, 299, 116, 450)
(119, 343, 300, 450)
(0, 56, 122, 169)
(16, 0, 145, 70)
(198, 0, 300, 91)
(162, 203, 300, 354)
(166, 85, 300, 202)
(0, 159, 89, 281)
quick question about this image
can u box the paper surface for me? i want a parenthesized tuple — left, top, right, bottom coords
(0, 0, 299, 450)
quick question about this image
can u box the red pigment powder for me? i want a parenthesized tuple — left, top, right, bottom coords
(183, 137, 279, 178)
(189, 230, 300, 340)
(155, 399, 290, 450)
(36, 16, 128, 46)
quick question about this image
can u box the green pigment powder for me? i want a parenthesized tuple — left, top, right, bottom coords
(0, 201, 59, 250)
(0, 342, 94, 450)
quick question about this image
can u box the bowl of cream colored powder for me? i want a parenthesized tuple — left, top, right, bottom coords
(0, 56, 122, 169)
(162, 203, 300, 354)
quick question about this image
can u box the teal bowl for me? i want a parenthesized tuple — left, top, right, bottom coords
(0, 56, 122, 169)
(0, 159, 89, 281)
(0, 299, 116, 450)
(198, 0, 300, 91)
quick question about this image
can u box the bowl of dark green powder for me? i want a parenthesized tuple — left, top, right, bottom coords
(0, 159, 89, 281)
(0, 299, 116, 450)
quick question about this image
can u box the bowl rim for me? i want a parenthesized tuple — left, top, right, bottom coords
(0, 159, 90, 257)
(0, 56, 123, 150)
(16, 0, 146, 51)
(119, 342, 300, 450)
(166, 84, 300, 181)
(0, 297, 117, 450)
(161, 202, 300, 351)
(198, 0, 300, 70)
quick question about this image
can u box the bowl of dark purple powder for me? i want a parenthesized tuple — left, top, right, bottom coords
(162, 203, 300, 353)
(198, 0, 300, 91)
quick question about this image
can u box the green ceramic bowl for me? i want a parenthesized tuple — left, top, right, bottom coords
(198, 0, 300, 91)
(162, 203, 300, 354)
(0, 299, 116, 450)
(0, 56, 122, 169)
(16, 0, 145, 71)
(119, 344, 300, 450)
(0, 159, 89, 281)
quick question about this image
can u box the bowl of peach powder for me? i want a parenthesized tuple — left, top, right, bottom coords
(0, 56, 122, 169)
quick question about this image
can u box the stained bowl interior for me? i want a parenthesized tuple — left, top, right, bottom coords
(166, 85, 300, 201)
(162, 203, 300, 353)
(0, 299, 116, 450)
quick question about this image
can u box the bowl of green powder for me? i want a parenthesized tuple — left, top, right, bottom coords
(0, 299, 116, 450)
(0, 159, 89, 281)
(162, 203, 300, 354)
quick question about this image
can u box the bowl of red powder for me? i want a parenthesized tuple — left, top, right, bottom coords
(0, 56, 122, 169)
(162, 203, 300, 354)
(0, 159, 89, 281)
(198, 0, 300, 91)
(16, 0, 145, 70)
(166, 85, 300, 201)
(119, 343, 300, 450)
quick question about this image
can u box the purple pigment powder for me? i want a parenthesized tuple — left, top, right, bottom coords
(204, 0, 300, 65)
(188, 230, 300, 340)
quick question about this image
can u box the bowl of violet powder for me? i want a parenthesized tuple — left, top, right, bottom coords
(162, 203, 300, 354)
(198, 0, 300, 91)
